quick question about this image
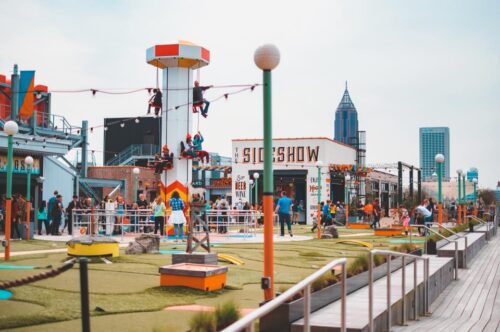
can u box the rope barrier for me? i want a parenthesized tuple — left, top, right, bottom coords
(0, 259, 76, 289)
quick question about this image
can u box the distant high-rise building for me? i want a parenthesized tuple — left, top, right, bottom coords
(419, 127, 450, 181)
(334, 82, 359, 146)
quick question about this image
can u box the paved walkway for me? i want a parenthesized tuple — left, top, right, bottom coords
(394, 233, 500, 332)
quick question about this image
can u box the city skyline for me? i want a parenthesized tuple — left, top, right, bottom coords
(0, 0, 498, 188)
(419, 127, 451, 182)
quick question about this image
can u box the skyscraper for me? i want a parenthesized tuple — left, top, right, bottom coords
(334, 83, 359, 146)
(419, 127, 450, 181)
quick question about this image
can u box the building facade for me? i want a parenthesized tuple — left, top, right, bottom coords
(232, 137, 357, 224)
(419, 127, 450, 182)
(334, 83, 359, 146)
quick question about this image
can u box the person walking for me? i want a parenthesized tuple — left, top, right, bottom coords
(47, 190, 58, 230)
(371, 199, 382, 229)
(65, 195, 82, 236)
(169, 191, 186, 242)
(37, 200, 50, 235)
(151, 196, 166, 236)
(275, 191, 293, 237)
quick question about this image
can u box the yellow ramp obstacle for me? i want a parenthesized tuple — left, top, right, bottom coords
(335, 240, 373, 250)
(218, 254, 244, 265)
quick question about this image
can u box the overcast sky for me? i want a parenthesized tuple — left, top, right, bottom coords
(1, 0, 498, 189)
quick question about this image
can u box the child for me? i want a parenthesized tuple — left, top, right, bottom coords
(400, 205, 410, 236)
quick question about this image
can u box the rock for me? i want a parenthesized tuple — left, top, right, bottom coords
(125, 234, 160, 255)
(321, 234, 333, 239)
(324, 226, 339, 238)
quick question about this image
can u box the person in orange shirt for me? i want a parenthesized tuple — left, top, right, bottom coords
(363, 201, 373, 224)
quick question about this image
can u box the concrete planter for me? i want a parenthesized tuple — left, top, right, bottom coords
(260, 253, 419, 332)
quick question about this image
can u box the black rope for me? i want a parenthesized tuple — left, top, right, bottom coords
(0, 259, 76, 289)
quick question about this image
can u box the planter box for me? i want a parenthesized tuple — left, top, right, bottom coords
(260, 254, 418, 332)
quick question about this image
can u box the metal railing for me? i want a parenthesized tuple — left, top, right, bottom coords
(222, 257, 347, 332)
(409, 224, 459, 280)
(36, 111, 80, 135)
(432, 222, 468, 268)
(368, 249, 430, 332)
(106, 144, 159, 166)
(467, 214, 491, 235)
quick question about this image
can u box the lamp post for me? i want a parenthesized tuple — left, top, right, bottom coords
(132, 167, 140, 202)
(472, 178, 478, 216)
(3, 121, 19, 260)
(254, 43, 280, 302)
(315, 160, 323, 240)
(345, 174, 351, 227)
(462, 173, 467, 222)
(24, 156, 34, 240)
(457, 169, 462, 224)
(253, 172, 260, 206)
(435, 154, 445, 225)
(249, 179, 254, 206)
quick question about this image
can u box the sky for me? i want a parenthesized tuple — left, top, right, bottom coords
(1, 0, 499, 189)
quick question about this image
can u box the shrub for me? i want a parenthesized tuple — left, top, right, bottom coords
(347, 255, 369, 277)
(396, 243, 417, 254)
(373, 254, 386, 266)
(215, 301, 240, 330)
(311, 272, 337, 292)
(189, 311, 216, 332)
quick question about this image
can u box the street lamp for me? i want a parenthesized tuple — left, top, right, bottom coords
(435, 154, 445, 225)
(472, 178, 478, 216)
(345, 174, 351, 227)
(249, 179, 254, 206)
(457, 169, 463, 224)
(254, 43, 280, 302)
(24, 156, 34, 240)
(461, 171, 467, 222)
(3, 120, 19, 260)
(132, 167, 140, 202)
(315, 160, 323, 240)
(253, 172, 260, 205)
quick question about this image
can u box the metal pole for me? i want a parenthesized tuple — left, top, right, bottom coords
(303, 285, 311, 332)
(438, 162, 443, 225)
(462, 175, 466, 222)
(79, 258, 91, 332)
(454, 241, 458, 280)
(368, 251, 374, 332)
(414, 259, 418, 320)
(425, 259, 429, 315)
(317, 166, 321, 239)
(402, 256, 406, 326)
(387, 254, 392, 331)
(341, 261, 346, 332)
(26, 166, 32, 240)
(4, 135, 14, 260)
(255, 178, 258, 206)
(134, 175, 138, 202)
(262, 69, 274, 301)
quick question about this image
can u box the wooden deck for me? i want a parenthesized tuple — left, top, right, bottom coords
(394, 233, 500, 332)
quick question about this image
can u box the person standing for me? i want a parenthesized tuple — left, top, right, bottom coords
(169, 191, 186, 242)
(47, 190, 58, 230)
(416, 199, 433, 235)
(37, 200, 49, 235)
(275, 191, 293, 237)
(12, 194, 25, 240)
(51, 195, 64, 235)
(151, 196, 166, 236)
(65, 195, 82, 236)
(372, 199, 381, 229)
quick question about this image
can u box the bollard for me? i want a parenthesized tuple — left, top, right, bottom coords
(79, 258, 91, 332)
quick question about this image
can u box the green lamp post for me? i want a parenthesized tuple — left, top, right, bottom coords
(25, 156, 34, 240)
(315, 160, 323, 239)
(253, 172, 260, 205)
(3, 120, 19, 260)
(457, 169, 463, 224)
(132, 167, 140, 202)
(249, 179, 254, 206)
(254, 43, 280, 302)
(345, 173, 351, 226)
(435, 154, 445, 224)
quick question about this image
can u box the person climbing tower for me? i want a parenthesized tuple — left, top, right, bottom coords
(147, 88, 163, 116)
(181, 133, 197, 159)
(193, 132, 209, 163)
(193, 81, 212, 118)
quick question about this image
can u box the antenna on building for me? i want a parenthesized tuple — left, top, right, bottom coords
(345, 80, 348, 90)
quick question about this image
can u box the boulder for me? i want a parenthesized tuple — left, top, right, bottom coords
(324, 226, 339, 238)
(125, 234, 160, 255)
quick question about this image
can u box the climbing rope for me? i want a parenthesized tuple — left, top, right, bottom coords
(0, 259, 76, 289)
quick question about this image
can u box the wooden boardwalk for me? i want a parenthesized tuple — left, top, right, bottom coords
(394, 233, 500, 332)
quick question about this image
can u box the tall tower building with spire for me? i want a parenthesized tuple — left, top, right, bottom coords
(334, 82, 359, 146)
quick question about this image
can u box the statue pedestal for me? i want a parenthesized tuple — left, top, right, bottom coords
(172, 252, 218, 265)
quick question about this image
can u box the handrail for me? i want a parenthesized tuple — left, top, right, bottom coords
(409, 224, 459, 280)
(368, 249, 430, 332)
(467, 214, 490, 234)
(432, 223, 469, 267)
(222, 257, 347, 332)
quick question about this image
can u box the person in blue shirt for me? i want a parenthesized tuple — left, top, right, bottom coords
(47, 190, 58, 228)
(275, 191, 293, 237)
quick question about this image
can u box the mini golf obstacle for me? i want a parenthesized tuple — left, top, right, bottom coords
(374, 228, 403, 237)
(67, 236, 120, 258)
(159, 263, 228, 291)
(346, 222, 371, 229)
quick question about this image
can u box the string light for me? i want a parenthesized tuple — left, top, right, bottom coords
(135, 118, 140, 124)
(120, 123, 125, 128)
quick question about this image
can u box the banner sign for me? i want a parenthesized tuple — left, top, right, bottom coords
(18, 71, 35, 118)
(0, 155, 41, 174)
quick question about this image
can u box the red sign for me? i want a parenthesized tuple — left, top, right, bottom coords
(209, 177, 232, 188)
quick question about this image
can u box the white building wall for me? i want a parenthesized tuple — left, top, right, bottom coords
(232, 138, 356, 224)
(42, 156, 75, 207)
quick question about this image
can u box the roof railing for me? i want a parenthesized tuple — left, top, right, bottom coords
(222, 257, 347, 332)
(368, 249, 430, 332)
